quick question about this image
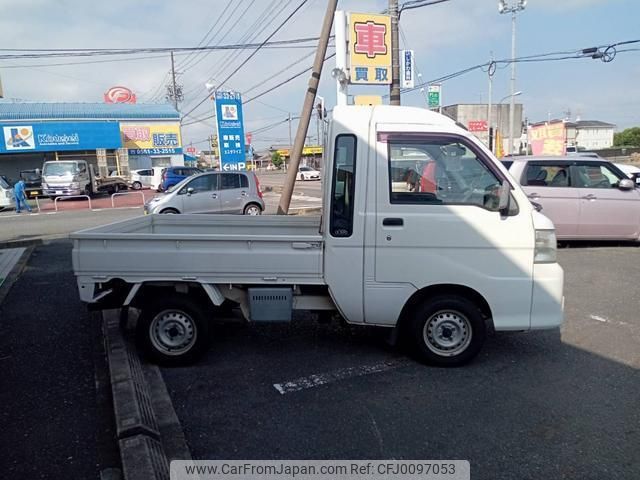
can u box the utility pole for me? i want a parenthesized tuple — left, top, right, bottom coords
(487, 54, 495, 153)
(508, 10, 516, 155)
(389, 0, 401, 106)
(171, 51, 178, 110)
(277, 0, 338, 215)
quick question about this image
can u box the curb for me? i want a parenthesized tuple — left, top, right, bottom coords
(103, 309, 192, 480)
(290, 206, 322, 216)
(0, 234, 69, 250)
(0, 246, 33, 305)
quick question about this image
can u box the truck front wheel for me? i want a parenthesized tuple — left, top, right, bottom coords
(136, 294, 210, 366)
(409, 295, 485, 367)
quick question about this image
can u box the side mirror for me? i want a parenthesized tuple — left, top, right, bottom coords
(619, 178, 634, 190)
(498, 180, 510, 215)
(186, 187, 195, 195)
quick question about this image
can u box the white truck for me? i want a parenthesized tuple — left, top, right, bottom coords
(72, 105, 564, 367)
(42, 159, 128, 199)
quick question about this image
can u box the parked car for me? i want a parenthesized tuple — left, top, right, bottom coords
(19, 169, 43, 198)
(159, 166, 202, 191)
(614, 163, 640, 185)
(298, 165, 321, 181)
(508, 156, 638, 240)
(0, 175, 15, 211)
(129, 169, 154, 190)
(145, 171, 264, 215)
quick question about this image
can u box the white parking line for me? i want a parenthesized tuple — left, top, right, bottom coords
(590, 314, 630, 327)
(273, 358, 411, 395)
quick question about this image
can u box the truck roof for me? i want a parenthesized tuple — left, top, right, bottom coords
(332, 105, 459, 129)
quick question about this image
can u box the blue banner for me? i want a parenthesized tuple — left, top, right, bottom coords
(0, 121, 122, 153)
(215, 91, 246, 171)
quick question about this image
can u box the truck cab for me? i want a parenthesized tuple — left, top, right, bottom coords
(72, 105, 564, 367)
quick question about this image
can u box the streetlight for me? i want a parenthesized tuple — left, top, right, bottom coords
(498, 0, 527, 155)
(496, 91, 522, 155)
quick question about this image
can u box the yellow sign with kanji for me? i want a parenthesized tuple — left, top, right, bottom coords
(348, 12, 392, 85)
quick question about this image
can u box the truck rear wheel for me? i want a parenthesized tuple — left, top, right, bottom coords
(136, 294, 210, 366)
(408, 295, 485, 367)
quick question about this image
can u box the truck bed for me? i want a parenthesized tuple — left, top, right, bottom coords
(71, 214, 324, 285)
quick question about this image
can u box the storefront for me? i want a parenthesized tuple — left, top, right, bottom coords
(0, 102, 182, 181)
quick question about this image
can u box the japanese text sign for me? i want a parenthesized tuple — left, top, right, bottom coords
(121, 123, 182, 155)
(215, 91, 247, 171)
(348, 12, 392, 85)
(529, 123, 567, 156)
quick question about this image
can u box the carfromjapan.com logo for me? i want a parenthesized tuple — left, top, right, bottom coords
(3, 126, 35, 150)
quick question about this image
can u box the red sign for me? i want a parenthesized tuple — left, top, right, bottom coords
(354, 21, 388, 58)
(186, 146, 197, 154)
(529, 122, 567, 156)
(245, 133, 252, 145)
(104, 86, 136, 104)
(468, 120, 488, 132)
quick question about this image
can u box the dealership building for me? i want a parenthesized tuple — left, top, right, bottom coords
(0, 102, 183, 180)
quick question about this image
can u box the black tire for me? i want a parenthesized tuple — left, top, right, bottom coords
(136, 294, 210, 366)
(160, 208, 180, 214)
(113, 184, 120, 194)
(408, 295, 486, 367)
(132, 181, 142, 190)
(243, 203, 262, 215)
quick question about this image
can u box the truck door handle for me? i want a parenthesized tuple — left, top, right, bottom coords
(582, 194, 597, 200)
(527, 193, 540, 200)
(211, 193, 218, 199)
(240, 190, 247, 196)
(383, 217, 404, 226)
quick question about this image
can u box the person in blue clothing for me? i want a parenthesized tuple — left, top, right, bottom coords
(13, 179, 32, 213)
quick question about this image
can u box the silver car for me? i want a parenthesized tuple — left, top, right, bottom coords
(144, 171, 265, 215)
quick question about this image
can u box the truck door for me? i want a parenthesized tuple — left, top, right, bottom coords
(323, 133, 366, 323)
(364, 131, 535, 328)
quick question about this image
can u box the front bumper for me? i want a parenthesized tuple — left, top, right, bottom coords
(43, 187, 84, 196)
(530, 262, 565, 329)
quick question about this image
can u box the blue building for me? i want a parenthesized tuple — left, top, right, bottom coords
(0, 101, 183, 181)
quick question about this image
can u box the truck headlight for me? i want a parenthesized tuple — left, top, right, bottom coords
(535, 229, 557, 264)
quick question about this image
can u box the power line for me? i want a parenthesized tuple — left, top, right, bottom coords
(180, 52, 335, 127)
(175, 0, 234, 70)
(0, 36, 323, 60)
(181, 0, 311, 120)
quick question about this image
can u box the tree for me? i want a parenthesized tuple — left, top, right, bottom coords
(614, 127, 640, 147)
(271, 151, 284, 169)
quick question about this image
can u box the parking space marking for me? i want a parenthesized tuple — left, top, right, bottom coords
(273, 358, 411, 395)
(590, 314, 630, 327)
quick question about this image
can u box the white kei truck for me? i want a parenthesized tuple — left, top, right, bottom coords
(71, 106, 564, 367)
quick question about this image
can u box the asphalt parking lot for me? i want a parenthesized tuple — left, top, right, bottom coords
(2, 239, 638, 479)
(160, 246, 640, 479)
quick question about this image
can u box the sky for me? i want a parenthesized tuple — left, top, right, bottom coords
(0, 0, 638, 151)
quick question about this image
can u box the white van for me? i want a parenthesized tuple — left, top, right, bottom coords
(0, 176, 15, 211)
(149, 167, 166, 192)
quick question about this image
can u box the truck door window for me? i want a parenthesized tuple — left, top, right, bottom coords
(387, 137, 503, 211)
(330, 134, 357, 237)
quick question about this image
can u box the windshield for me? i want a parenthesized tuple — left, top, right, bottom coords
(43, 162, 79, 176)
(0, 177, 9, 189)
(20, 170, 41, 181)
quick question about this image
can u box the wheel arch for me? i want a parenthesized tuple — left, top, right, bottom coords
(128, 281, 224, 309)
(397, 284, 494, 334)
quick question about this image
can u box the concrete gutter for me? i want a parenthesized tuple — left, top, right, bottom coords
(103, 310, 191, 480)
(0, 247, 32, 305)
